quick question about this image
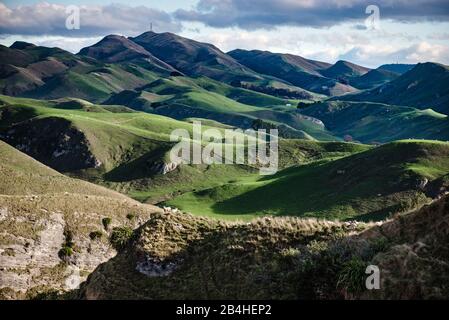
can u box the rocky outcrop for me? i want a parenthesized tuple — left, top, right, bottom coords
(150, 161, 180, 175)
(0, 194, 161, 299)
(136, 256, 179, 277)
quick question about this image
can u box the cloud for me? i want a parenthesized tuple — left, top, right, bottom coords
(0, 2, 181, 37)
(175, 0, 449, 30)
(337, 42, 449, 67)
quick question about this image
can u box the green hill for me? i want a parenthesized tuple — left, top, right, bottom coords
(228, 49, 358, 96)
(130, 31, 264, 84)
(299, 101, 449, 143)
(320, 60, 370, 79)
(339, 62, 449, 114)
(0, 42, 163, 103)
(105, 77, 337, 140)
(0, 95, 361, 211)
(166, 141, 449, 221)
(349, 68, 399, 90)
(78, 35, 176, 74)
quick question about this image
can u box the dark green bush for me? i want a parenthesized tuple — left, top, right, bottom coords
(110, 226, 133, 250)
(126, 214, 136, 221)
(336, 257, 368, 294)
(58, 246, 73, 259)
(102, 217, 112, 230)
(89, 231, 104, 240)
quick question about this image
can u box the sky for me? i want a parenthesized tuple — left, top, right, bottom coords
(1, 0, 449, 68)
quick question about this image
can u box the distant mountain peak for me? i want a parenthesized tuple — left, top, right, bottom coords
(321, 60, 371, 79)
(377, 63, 415, 75)
(10, 41, 36, 50)
(78, 34, 176, 73)
(129, 31, 263, 84)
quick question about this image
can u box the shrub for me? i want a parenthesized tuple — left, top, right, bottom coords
(89, 231, 103, 240)
(58, 246, 73, 259)
(102, 217, 112, 230)
(64, 229, 74, 247)
(336, 257, 367, 294)
(58, 229, 75, 261)
(110, 226, 133, 250)
(126, 214, 136, 221)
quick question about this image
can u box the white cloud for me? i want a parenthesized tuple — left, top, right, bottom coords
(338, 42, 449, 67)
(0, 2, 180, 37)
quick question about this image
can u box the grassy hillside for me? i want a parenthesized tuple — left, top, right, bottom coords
(130, 32, 264, 84)
(105, 77, 337, 140)
(349, 69, 399, 90)
(228, 49, 358, 96)
(191, 77, 299, 107)
(5, 96, 449, 223)
(0, 95, 254, 174)
(299, 101, 449, 143)
(111, 140, 368, 205)
(77, 193, 449, 300)
(0, 95, 363, 213)
(320, 60, 370, 79)
(0, 43, 163, 103)
(0, 140, 128, 198)
(166, 141, 449, 221)
(78, 35, 176, 74)
(339, 62, 449, 114)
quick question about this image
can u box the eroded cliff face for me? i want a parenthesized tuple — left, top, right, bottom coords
(0, 117, 101, 172)
(0, 194, 161, 299)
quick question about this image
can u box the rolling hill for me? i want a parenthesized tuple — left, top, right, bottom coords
(130, 31, 264, 84)
(166, 141, 449, 220)
(320, 60, 370, 79)
(0, 42, 161, 102)
(339, 62, 449, 114)
(299, 101, 449, 143)
(103, 76, 336, 140)
(0, 95, 354, 206)
(378, 63, 415, 74)
(78, 35, 176, 74)
(228, 49, 358, 96)
(348, 68, 400, 90)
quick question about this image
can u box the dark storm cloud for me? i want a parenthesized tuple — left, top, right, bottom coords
(174, 0, 449, 29)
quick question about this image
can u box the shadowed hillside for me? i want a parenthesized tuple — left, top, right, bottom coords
(76, 194, 449, 300)
(338, 63, 449, 114)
